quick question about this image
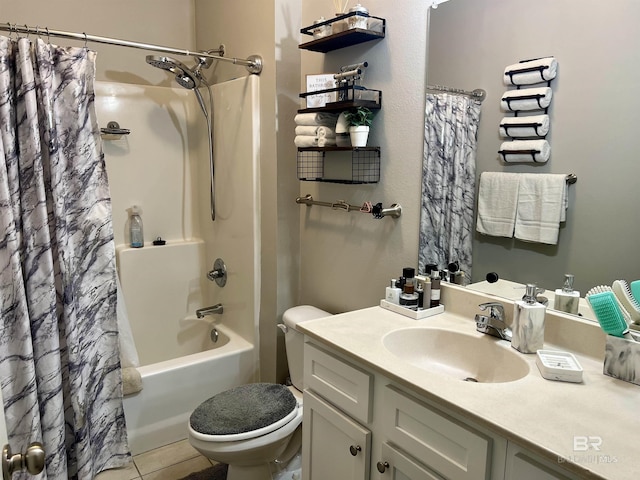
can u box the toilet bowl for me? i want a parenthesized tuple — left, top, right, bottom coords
(188, 306, 330, 480)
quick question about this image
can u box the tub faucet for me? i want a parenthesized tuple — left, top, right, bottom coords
(196, 303, 223, 318)
(475, 302, 512, 341)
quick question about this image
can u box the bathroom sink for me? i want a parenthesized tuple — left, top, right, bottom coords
(382, 327, 530, 383)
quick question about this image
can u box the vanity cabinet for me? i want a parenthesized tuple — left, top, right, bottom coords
(302, 339, 581, 480)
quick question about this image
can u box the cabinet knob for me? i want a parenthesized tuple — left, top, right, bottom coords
(3, 442, 46, 479)
(376, 461, 390, 473)
(349, 445, 362, 456)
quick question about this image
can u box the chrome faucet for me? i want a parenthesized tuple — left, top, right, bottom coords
(196, 303, 223, 318)
(475, 302, 512, 341)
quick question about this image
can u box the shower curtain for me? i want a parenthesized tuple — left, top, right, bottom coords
(419, 92, 482, 279)
(0, 37, 129, 478)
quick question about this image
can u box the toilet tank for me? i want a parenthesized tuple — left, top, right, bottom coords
(282, 305, 331, 391)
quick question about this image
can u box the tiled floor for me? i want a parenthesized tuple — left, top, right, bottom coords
(96, 439, 218, 480)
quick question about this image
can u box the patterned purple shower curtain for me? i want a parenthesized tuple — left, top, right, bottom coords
(0, 37, 129, 479)
(419, 92, 482, 279)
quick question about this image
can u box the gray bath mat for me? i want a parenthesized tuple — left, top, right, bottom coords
(178, 462, 227, 480)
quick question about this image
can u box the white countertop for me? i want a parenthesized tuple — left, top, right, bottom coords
(298, 285, 639, 480)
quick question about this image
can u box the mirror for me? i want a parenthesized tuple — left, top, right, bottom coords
(422, 0, 640, 318)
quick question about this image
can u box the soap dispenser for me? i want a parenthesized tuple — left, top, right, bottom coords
(553, 274, 580, 315)
(512, 284, 546, 354)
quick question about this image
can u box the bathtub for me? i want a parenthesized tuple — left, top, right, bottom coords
(123, 323, 256, 455)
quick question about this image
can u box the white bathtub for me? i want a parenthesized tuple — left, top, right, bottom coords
(123, 323, 256, 455)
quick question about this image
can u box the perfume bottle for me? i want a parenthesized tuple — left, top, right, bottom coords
(553, 274, 580, 315)
(512, 284, 546, 354)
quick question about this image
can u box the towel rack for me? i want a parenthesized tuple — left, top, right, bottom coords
(296, 194, 401, 219)
(498, 149, 542, 163)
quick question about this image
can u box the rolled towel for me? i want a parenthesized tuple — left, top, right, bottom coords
(501, 87, 552, 111)
(294, 135, 337, 148)
(295, 126, 336, 138)
(504, 57, 558, 86)
(499, 114, 550, 138)
(499, 139, 550, 163)
(122, 367, 143, 396)
(294, 112, 338, 126)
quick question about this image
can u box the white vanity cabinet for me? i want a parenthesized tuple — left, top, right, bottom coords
(302, 339, 580, 480)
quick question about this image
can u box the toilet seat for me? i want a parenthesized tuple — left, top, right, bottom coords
(190, 383, 298, 443)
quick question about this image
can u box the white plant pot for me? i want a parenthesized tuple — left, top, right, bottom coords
(349, 126, 369, 147)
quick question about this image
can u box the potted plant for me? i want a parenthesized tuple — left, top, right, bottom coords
(344, 106, 374, 147)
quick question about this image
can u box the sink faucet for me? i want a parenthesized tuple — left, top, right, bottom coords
(475, 302, 512, 341)
(196, 303, 223, 318)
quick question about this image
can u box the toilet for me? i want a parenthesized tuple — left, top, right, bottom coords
(188, 305, 330, 480)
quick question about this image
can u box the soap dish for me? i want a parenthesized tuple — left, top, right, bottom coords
(536, 350, 583, 383)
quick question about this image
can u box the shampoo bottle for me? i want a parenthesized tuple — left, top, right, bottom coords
(130, 205, 144, 248)
(553, 274, 580, 315)
(385, 279, 401, 305)
(512, 284, 546, 354)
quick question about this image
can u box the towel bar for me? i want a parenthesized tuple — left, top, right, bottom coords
(504, 64, 552, 84)
(500, 121, 546, 138)
(498, 149, 542, 163)
(296, 194, 401, 219)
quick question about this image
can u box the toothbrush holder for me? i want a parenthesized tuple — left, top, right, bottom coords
(603, 332, 640, 386)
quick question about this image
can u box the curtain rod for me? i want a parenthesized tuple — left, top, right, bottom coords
(0, 22, 263, 74)
(426, 84, 486, 103)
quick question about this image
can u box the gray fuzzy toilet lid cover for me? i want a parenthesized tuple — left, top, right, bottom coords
(190, 383, 297, 435)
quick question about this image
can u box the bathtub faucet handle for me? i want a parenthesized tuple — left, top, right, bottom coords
(207, 258, 227, 287)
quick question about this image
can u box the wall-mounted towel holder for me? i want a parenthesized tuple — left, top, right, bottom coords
(503, 93, 549, 113)
(100, 121, 130, 140)
(296, 194, 401, 219)
(499, 149, 542, 163)
(500, 120, 547, 138)
(504, 64, 552, 85)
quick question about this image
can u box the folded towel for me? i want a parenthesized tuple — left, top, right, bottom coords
(294, 112, 338, 127)
(504, 57, 558, 86)
(122, 367, 143, 396)
(476, 172, 521, 238)
(499, 139, 550, 163)
(294, 135, 336, 148)
(295, 126, 336, 138)
(499, 114, 550, 138)
(501, 87, 552, 111)
(515, 173, 567, 245)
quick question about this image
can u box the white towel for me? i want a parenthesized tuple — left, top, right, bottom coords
(499, 139, 550, 163)
(499, 114, 550, 138)
(501, 87, 552, 111)
(504, 57, 558, 86)
(294, 112, 338, 126)
(295, 126, 336, 138)
(294, 135, 336, 148)
(515, 174, 567, 245)
(476, 172, 521, 238)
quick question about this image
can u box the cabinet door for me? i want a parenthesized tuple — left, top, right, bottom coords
(505, 442, 576, 480)
(302, 390, 371, 480)
(375, 443, 445, 480)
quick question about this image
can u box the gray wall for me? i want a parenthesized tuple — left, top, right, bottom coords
(298, 0, 430, 313)
(429, 0, 640, 294)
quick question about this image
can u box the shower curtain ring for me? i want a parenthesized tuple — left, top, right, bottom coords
(45, 27, 50, 44)
(24, 24, 30, 39)
(83, 32, 88, 50)
(35, 26, 40, 39)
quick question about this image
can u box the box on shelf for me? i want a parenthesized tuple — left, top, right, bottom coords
(305, 74, 337, 108)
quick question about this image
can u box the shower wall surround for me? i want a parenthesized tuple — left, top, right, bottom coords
(95, 77, 260, 349)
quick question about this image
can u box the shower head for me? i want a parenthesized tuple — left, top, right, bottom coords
(146, 55, 201, 90)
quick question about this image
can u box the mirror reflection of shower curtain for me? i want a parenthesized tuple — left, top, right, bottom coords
(419, 92, 482, 278)
(0, 37, 129, 478)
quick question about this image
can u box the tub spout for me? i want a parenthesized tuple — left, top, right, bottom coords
(196, 303, 223, 318)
